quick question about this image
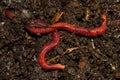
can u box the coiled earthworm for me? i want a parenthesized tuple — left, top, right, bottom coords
(25, 14, 107, 36)
(25, 14, 107, 70)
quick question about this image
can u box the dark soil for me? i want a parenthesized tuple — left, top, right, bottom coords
(0, 0, 120, 80)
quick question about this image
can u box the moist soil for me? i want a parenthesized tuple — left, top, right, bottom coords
(0, 0, 120, 80)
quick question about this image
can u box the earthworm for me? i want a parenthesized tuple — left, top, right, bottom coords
(25, 14, 107, 70)
(39, 31, 65, 70)
(25, 14, 107, 36)
(5, 9, 15, 19)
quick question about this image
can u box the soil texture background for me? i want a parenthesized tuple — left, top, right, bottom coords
(0, 0, 120, 80)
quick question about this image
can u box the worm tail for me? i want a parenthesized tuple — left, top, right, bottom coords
(75, 14, 107, 36)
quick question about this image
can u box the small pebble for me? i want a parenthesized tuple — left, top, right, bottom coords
(67, 67, 76, 75)
(22, 9, 31, 18)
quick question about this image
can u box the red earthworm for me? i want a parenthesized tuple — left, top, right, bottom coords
(25, 14, 107, 36)
(25, 14, 107, 70)
(38, 31, 65, 70)
(5, 9, 15, 19)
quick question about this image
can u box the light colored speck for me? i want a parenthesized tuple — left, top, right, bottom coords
(91, 39, 95, 49)
(22, 9, 30, 18)
(68, 67, 76, 75)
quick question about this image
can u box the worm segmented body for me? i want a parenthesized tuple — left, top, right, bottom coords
(25, 14, 107, 70)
